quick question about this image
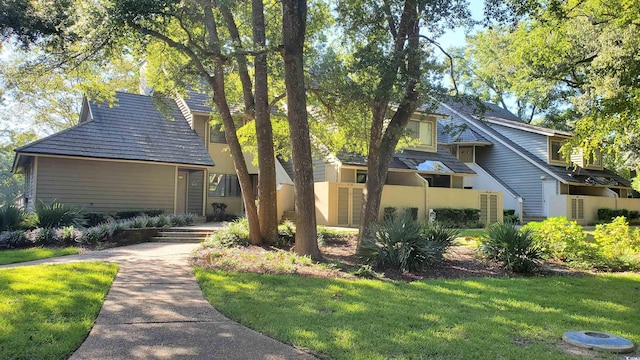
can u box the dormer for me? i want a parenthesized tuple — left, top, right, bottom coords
(406, 114, 437, 152)
(548, 136, 570, 166)
(570, 148, 603, 170)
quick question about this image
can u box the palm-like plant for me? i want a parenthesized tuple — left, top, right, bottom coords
(35, 200, 82, 228)
(481, 222, 542, 273)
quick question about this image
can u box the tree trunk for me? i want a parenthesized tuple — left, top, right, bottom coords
(202, 4, 262, 245)
(282, 0, 321, 260)
(357, 3, 421, 245)
(252, 0, 279, 244)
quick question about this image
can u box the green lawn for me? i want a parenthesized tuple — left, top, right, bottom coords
(0, 262, 118, 360)
(0, 247, 80, 265)
(196, 269, 640, 360)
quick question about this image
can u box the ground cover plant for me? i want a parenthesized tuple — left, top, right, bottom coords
(0, 247, 79, 265)
(0, 262, 118, 360)
(196, 270, 640, 360)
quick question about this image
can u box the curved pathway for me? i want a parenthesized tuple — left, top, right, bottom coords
(1, 243, 314, 360)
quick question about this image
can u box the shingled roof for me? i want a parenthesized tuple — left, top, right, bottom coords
(15, 92, 214, 167)
(338, 146, 476, 175)
(437, 101, 632, 188)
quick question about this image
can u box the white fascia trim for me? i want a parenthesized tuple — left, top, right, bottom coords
(440, 103, 567, 184)
(485, 117, 573, 137)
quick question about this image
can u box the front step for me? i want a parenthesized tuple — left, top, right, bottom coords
(151, 228, 216, 243)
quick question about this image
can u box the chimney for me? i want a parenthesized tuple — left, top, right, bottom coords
(138, 60, 154, 96)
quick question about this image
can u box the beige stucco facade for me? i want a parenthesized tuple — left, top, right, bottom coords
(314, 180, 503, 227)
(548, 194, 640, 225)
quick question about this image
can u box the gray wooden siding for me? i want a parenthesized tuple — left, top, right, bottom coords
(192, 115, 208, 144)
(313, 158, 326, 182)
(490, 124, 548, 162)
(187, 170, 204, 214)
(475, 142, 548, 216)
(35, 157, 175, 213)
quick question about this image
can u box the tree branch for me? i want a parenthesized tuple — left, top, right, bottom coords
(131, 24, 214, 84)
(421, 35, 458, 94)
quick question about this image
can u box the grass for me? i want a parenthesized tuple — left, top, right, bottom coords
(0, 247, 80, 265)
(0, 262, 118, 360)
(196, 270, 640, 360)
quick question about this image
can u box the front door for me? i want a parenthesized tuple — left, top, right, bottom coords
(542, 180, 557, 217)
(176, 170, 188, 214)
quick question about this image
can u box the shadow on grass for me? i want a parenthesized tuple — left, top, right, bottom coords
(0, 262, 117, 360)
(196, 270, 640, 360)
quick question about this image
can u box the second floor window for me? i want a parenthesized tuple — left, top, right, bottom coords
(550, 139, 566, 162)
(356, 170, 367, 183)
(210, 124, 226, 143)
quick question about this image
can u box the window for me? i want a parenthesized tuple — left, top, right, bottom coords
(406, 121, 420, 139)
(210, 123, 226, 143)
(587, 149, 602, 167)
(422, 121, 434, 147)
(550, 138, 566, 162)
(209, 174, 241, 197)
(356, 170, 367, 184)
(406, 120, 435, 147)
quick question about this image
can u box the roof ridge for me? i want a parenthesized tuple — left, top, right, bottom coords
(14, 105, 97, 153)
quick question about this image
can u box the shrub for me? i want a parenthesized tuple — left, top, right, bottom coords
(405, 207, 419, 221)
(83, 212, 110, 227)
(112, 209, 164, 220)
(480, 222, 541, 273)
(524, 217, 593, 262)
(54, 226, 83, 245)
(276, 220, 296, 248)
(0, 204, 25, 231)
(503, 210, 519, 224)
(420, 221, 460, 261)
(30, 228, 57, 246)
(0, 230, 30, 249)
(20, 213, 39, 230)
(432, 208, 481, 227)
(383, 207, 397, 220)
(593, 216, 640, 266)
(358, 215, 457, 273)
(81, 226, 104, 245)
(203, 218, 250, 248)
(597, 208, 640, 224)
(154, 214, 169, 228)
(35, 200, 82, 228)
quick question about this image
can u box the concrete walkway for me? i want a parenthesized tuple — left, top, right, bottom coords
(1, 243, 314, 360)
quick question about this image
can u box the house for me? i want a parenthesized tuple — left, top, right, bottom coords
(310, 109, 504, 227)
(435, 99, 640, 224)
(12, 91, 295, 219)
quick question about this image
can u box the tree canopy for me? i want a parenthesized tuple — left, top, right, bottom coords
(482, 0, 640, 183)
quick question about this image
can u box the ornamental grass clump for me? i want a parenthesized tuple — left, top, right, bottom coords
(35, 200, 82, 228)
(358, 215, 458, 273)
(0, 204, 25, 231)
(480, 222, 542, 273)
(203, 218, 250, 248)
